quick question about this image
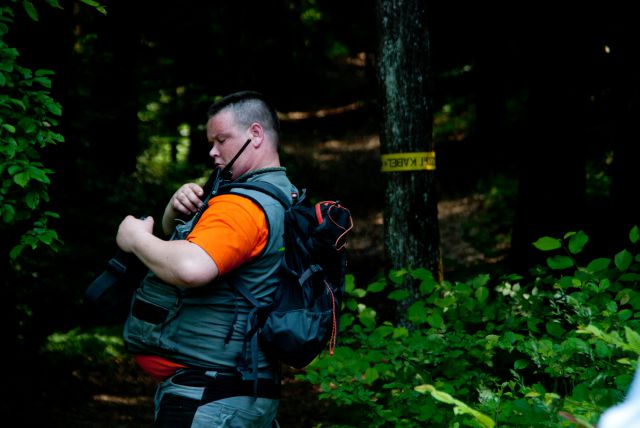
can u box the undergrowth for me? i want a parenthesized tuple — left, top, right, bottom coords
(42, 226, 640, 427)
(300, 226, 640, 427)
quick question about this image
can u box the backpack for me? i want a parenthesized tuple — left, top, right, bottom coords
(219, 181, 353, 377)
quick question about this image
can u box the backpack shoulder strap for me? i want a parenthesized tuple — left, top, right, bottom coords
(219, 181, 292, 209)
(216, 181, 291, 383)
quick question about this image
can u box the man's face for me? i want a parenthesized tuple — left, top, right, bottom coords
(206, 109, 249, 179)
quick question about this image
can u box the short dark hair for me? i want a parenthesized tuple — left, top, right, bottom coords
(206, 91, 280, 139)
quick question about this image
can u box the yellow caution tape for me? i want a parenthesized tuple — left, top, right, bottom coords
(381, 151, 436, 172)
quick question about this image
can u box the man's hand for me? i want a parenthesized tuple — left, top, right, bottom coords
(169, 183, 204, 216)
(162, 183, 204, 235)
(117, 215, 154, 253)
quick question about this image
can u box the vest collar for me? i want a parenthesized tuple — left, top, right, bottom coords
(234, 167, 287, 183)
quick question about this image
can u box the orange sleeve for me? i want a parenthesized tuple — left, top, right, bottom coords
(186, 194, 268, 275)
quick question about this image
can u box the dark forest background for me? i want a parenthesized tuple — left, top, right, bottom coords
(2, 0, 639, 425)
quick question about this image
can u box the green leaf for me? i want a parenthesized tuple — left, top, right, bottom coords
(34, 69, 55, 77)
(7, 164, 23, 175)
(615, 249, 633, 272)
(586, 258, 610, 272)
(46, 102, 62, 115)
(595, 340, 612, 358)
(13, 171, 30, 187)
(392, 327, 409, 338)
(624, 327, 640, 355)
(418, 385, 496, 428)
(598, 278, 611, 292)
(366, 280, 386, 293)
(410, 267, 434, 282)
(9, 98, 25, 110)
(571, 383, 589, 401)
(469, 274, 490, 288)
(358, 307, 376, 329)
(350, 288, 366, 298)
(533, 236, 561, 251)
(630, 225, 640, 244)
(514, 359, 529, 369)
(39, 229, 58, 245)
(45, 0, 63, 9)
(25, 192, 40, 209)
(9, 243, 25, 260)
(407, 301, 427, 324)
(389, 269, 407, 285)
(436, 295, 456, 308)
(49, 132, 65, 142)
(475, 286, 489, 303)
(23, 1, 39, 21)
(546, 321, 565, 338)
(547, 255, 574, 270)
(339, 313, 353, 329)
(432, 389, 457, 405)
(618, 309, 633, 322)
(527, 318, 541, 333)
(79, 0, 107, 14)
(427, 312, 444, 329)
(568, 230, 589, 254)
(2, 204, 16, 223)
(28, 166, 50, 183)
(33, 76, 51, 88)
(2, 123, 16, 133)
(415, 384, 431, 394)
(418, 277, 437, 295)
(344, 274, 355, 293)
(387, 289, 410, 301)
(364, 367, 379, 384)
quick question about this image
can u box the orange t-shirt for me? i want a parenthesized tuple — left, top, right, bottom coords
(186, 193, 269, 275)
(135, 193, 269, 379)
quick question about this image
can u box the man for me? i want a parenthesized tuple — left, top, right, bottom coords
(116, 91, 295, 427)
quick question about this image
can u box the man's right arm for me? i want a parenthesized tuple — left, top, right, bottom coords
(162, 183, 205, 236)
(117, 215, 220, 287)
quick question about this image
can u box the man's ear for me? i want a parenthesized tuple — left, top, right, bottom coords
(249, 122, 264, 144)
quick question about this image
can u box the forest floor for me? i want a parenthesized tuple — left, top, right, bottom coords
(30, 105, 511, 427)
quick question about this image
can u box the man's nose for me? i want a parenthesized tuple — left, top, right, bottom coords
(209, 145, 218, 158)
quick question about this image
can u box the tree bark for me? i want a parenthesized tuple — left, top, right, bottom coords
(376, 0, 440, 324)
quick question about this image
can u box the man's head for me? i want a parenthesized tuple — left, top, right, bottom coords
(206, 91, 281, 179)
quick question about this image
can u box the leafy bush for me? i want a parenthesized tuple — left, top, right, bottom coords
(0, 1, 64, 260)
(300, 226, 640, 427)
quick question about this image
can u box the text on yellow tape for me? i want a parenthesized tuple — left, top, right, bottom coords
(381, 151, 436, 172)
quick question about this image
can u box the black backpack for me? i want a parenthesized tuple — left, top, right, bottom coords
(220, 182, 353, 377)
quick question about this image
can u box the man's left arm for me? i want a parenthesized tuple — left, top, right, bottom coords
(116, 216, 219, 287)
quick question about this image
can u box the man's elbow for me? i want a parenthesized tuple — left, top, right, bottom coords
(174, 257, 218, 288)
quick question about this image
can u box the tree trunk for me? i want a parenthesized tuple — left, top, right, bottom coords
(376, 0, 440, 324)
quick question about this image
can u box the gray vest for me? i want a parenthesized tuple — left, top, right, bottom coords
(123, 169, 296, 373)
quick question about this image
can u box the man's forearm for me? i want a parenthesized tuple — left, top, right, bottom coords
(128, 232, 219, 287)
